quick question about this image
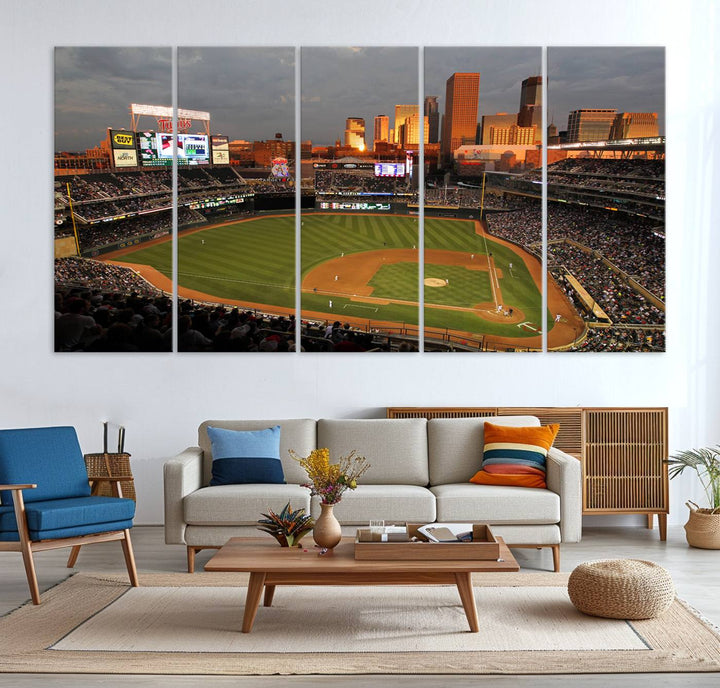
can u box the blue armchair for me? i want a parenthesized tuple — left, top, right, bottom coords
(0, 426, 139, 604)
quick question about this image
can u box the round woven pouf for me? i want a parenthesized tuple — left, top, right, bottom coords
(568, 559, 675, 619)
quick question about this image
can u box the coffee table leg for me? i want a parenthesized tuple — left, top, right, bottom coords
(455, 572, 479, 633)
(263, 584, 276, 607)
(242, 572, 266, 633)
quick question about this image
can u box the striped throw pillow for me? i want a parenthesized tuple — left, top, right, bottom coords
(470, 422, 559, 489)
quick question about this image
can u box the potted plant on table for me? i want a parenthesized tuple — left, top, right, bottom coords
(257, 502, 314, 547)
(290, 447, 370, 550)
(666, 446, 720, 549)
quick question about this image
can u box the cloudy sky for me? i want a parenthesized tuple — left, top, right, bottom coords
(55, 47, 172, 151)
(548, 47, 665, 133)
(425, 46, 541, 124)
(179, 47, 294, 142)
(301, 47, 417, 146)
(55, 45, 664, 152)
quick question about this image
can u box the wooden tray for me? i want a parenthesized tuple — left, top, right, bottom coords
(354, 524, 500, 560)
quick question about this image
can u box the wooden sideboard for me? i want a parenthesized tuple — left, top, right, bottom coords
(386, 406, 669, 540)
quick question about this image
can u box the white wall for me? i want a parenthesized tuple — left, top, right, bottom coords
(1, 0, 718, 525)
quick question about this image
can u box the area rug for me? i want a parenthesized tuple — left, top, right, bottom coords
(1, 572, 719, 675)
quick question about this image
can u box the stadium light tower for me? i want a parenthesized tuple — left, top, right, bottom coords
(130, 104, 211, 135)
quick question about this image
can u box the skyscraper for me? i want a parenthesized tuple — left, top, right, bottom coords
(394, 105, 418, 143)
(520, 76, 542, 110)
(373, 115, 389, 149)
(441, 72, 480, 166)
(481, 113, 519, 144)
(518, 76, 542, 144)
(424, 96, 440, 144)
(398, 114, 429, 147)
(566, 109, 617, 142)
(608, 112, 659, 140)
(344, 117, 365, 150)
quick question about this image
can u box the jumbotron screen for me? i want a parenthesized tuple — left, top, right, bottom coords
(374, 162, 405, 177)
(138, 132, 210, 166)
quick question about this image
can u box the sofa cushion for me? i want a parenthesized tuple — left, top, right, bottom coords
(317, 419, 428, 485)
(430, 483, 560, 524)
(198, 420, 316, 487)
(206, 425, 284, 486)
(427, 416, 540, 486)
(0, 495, 134, 540)
(0, 426, 91, 505)
(489, 524, 561, 546)
(470, 422, 559, 489)
(312, 485, 436, 525)
(184, 484, 311, 526)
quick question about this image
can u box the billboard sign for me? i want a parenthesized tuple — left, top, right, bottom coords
(211, 135, 229, 165)
(109, 129, 136, 149)
(271, 157, 290, 179)
(113, 149, 138, 168)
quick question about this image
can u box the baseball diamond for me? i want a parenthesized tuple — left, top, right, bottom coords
(103, 213, 581, 349)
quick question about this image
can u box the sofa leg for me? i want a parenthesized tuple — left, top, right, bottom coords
(187, 546, 196, 574)
(551, 545, 560, 573)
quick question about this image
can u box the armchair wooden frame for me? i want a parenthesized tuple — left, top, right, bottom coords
(0, 478, 139, 605)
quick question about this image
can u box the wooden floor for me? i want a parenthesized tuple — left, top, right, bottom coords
(1, 525, 718, 687)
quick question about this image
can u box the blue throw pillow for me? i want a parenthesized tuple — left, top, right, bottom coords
(207, 425, 285, 486)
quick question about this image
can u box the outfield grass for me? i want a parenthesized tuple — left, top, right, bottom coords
(116, 213, 544, 337)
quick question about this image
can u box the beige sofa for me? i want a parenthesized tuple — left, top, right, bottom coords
(164, 417, 582, 572)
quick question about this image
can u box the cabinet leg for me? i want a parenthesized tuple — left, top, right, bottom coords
(646, 513, 654, 529)
(658, 513, 667, 541)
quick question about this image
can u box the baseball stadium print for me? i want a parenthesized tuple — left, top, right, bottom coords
(546, 47, 665, 352)
(424, 47, 544, 352)
(53, 45, 665, 353)
(54, 47, 173, 352)
(300, 47, 420, 352)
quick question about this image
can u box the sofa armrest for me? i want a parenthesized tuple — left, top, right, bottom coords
(546, 447, 582, 543)
(163, 447, 203, 545)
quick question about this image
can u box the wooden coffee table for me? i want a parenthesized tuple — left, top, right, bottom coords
(204, 536, 519, 633)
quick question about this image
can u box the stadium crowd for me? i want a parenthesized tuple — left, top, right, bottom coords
(173, 302, 399, 352)
(72, 207, 207, 251)
(570, 326, 665, 352)
(522, 158, 665, 198)
(314, 171, 410, 195)
(485, 202, 664, 300)
(55, 257, 172, 352)
(548, 245, 665, 326)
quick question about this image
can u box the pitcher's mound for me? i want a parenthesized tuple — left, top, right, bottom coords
(424, 278, 447, 287)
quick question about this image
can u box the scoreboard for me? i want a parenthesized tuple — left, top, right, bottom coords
(374, 162, 405, 177)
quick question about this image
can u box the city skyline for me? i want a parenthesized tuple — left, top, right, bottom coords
(55, 46, 665, 153)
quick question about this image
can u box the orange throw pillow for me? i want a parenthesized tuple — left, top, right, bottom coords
(470, 422, 559, 489)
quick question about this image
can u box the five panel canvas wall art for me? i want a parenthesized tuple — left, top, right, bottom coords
(53, 46, 665, 353)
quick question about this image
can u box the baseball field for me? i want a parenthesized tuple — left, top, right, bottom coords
(104, 213, 581, 347)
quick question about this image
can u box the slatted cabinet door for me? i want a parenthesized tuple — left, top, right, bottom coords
(582, 408, 668, 515)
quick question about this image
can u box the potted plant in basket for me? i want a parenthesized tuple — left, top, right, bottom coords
(666, 446, 720, 549)
(290, 447, 370, 550)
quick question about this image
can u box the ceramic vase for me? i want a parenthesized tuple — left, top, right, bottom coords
(313, 502, 342, 549)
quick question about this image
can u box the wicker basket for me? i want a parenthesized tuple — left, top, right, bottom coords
(684, 501, 720, 549)
(568, 559, 675, 619)
(84, 452, 136, 501)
